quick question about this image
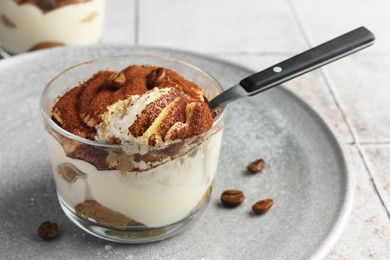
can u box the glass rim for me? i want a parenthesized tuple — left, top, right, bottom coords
(39, 54, 227, 148)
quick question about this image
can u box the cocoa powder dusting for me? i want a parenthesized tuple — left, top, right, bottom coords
(51, 64, 215, 171)
(52, 65, 213, 141)
(51, 85, 95, 139)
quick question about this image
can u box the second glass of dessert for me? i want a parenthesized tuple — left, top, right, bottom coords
(0, 0, 105, 54)
(40, 55, 226, 243)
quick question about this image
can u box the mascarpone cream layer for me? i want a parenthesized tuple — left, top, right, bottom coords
(46, 130, 223, 227)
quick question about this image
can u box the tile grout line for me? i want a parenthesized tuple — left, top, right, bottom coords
(345, 141, 390, 146)
(359, 142, 390, 146)
(286, 0, 356, 144)
(322, 67, 390, 218)
(287, 0, 390, 218)
(356, 145, 390, 217)
(286, 0, 310, 49)
(134, 0, 140, 45)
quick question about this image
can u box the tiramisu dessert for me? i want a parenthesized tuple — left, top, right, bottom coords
(0, 0, 104, 54)
(43, 62, 224, 236)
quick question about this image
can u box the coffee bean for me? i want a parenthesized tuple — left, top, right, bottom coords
(252, 199, 273, 214)
(107, 72, 126, 89)
(146, 68, 165, 89)
(247, 159, 265, 173)
(221, 190, 245, 207)
(38, 221, 59, 240)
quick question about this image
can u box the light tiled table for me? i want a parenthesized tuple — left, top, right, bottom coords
(103, 0, 390, 258)
(1, 0, 385, 258)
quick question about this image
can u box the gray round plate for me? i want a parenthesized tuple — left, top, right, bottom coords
(0, 45, 353, 260)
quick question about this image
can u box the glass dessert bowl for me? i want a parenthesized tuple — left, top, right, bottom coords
(0, 0, 105, 54)
(40, 55, 226, 243)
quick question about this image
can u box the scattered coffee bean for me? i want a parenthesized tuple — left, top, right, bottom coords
(247, 159, 265, 173)
(38, 221, 59, 240)
(252, 199, 273, 214)
(107, 72, 126, 89)
(221, 189, 245, 207)
(146, 67, 165, 89)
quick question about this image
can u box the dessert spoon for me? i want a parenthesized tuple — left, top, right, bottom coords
(208, 26, 375, 110)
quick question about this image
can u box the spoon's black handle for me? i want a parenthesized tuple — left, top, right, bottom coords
(239, 27, 375, 95)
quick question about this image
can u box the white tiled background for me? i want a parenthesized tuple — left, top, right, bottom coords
(89, 0, 389, 258)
